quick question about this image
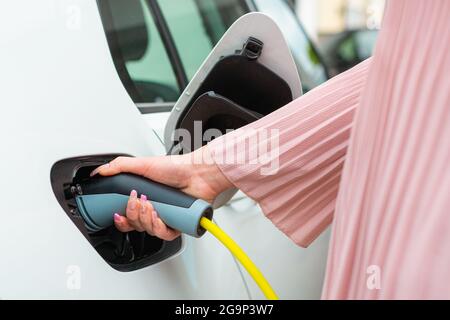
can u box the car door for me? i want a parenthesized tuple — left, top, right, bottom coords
(0, 0, 248, 299)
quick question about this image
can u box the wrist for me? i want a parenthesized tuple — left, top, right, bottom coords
(190, 146, 234, 198)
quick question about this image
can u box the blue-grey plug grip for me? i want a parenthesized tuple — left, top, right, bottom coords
(76, 194, 213, 238)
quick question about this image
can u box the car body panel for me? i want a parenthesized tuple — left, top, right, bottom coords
(0, 0, 246, 299)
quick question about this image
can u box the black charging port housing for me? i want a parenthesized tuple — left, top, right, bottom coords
(170, 37, 294, 154)
(50, 155, 182, 272)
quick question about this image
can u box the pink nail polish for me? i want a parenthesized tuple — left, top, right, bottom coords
(114, 213, 121, 222)
(90, 168, 99, 177)
(141, 194, 147, 202)
(130, 190, 137, 197)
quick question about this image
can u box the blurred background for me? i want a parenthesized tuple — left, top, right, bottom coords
(293, 0, 385, 76)
(101, 0, 386, 104)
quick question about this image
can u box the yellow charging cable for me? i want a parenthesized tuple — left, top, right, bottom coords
(200, 217, 279, 300)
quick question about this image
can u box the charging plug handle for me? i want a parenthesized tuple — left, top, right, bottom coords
(74, 173, 213, 237)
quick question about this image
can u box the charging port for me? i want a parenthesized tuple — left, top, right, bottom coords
(50, 155, 182, 272)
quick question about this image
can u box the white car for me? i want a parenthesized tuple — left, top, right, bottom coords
(0, 0, 330, 299)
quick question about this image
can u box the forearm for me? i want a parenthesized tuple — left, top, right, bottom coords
(207, 58, 372, 247)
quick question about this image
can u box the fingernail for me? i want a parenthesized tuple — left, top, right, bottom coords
(141, 194, 147, 202)
(90, 167, 101, 177)
(114, 213, 121, 222)
(91, 163, 111, 176)
(129, 190, 138, 210)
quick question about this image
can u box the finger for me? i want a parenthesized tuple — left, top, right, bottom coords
(127, 194, 145, 232)
(126, 189, 139, 221)
(140, 200, 155, 236)
(113, 213, 135, 232)
(90, 156, 150, 177)
(152, 211, 181, 241)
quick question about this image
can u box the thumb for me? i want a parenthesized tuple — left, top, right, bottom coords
(90, 156, 150, 177)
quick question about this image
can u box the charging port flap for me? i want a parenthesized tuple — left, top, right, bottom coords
(50, 155, 182, 272)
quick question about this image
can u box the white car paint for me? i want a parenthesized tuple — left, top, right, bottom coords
(0, 0, 330, 299)
(0, 0, 245, 299)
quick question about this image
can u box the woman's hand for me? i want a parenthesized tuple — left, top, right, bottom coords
(91, 146, 233, 239)
(113, 190, 181, 241)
